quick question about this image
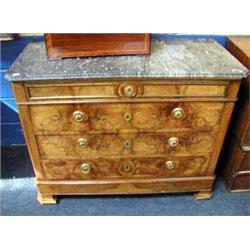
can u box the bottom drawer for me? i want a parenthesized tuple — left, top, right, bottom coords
(41, 156, 210, 180)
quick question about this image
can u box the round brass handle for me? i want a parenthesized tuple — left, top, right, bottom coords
(168, 137, 179, 147)
(78, 138, 88, 148)
(165, 161, 176, 170)
(123, 164, 132, 172)
(171, 107, 185, 119)
(123, 140, 133, 149)
(124, 112, 132, 122)
(81, 163, 91, 173)
(73, 111, 87, 122)
(123, 85, 137, 97)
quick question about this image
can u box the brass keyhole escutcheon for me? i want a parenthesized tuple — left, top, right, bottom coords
(78, 138, 88, 148)
(165, 161, 176, 170)
(73, 111, 87, 122)
(124, 112, 132, 123)
(168, 137, 179, 147)
(81, 163, 91, 174)
(123, 85, 137, 97)
(171, 107, 185, 119)
(123, 140, 133, 149)
(123, 164, 132, 173)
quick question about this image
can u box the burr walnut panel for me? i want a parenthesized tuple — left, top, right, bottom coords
(37, 132, 216, 159)
(28, 84, 116, 100)
(30, 102, 224, 133)
(142, 84, 227, 98)
(26, 81, 228, 100)
(41, 156, 210, 180)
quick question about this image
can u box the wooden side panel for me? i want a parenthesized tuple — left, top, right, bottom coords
(11, 83, 45, 179)
(30, 102, 224, 133)
(37, 132, 216, 158)
(207, 81, 241, 175)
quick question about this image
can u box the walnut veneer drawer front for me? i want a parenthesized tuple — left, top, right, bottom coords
(37, 132, 215, 159)
(41, 156, 210, 180)
(26, 80, 228, 100)
(30, 102, 224, 133)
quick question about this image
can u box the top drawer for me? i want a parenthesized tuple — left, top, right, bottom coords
(25, 80, 229, 100)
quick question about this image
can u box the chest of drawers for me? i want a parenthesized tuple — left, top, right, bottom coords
(6, 39, 248, 204)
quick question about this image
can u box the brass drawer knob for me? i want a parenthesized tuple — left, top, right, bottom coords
(168, 137, 179, 147)
(123, 140, 133, 149)
(78, 138, 88, 148)
(123, 85, 137, 97)
(123, 164, 132, 172)
(172, 107, 185, 119)
(124, 112, 132, 122)
(73, 111, 87, 122)
(81, 163, 91, 173)
(165, 161, 176, 170)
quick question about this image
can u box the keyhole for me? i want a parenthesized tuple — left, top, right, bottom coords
(123, 140, 133, 149)
(123, 164, 131, 172)
(124, 113, 132, 122)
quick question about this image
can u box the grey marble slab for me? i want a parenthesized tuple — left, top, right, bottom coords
(5, 39, 249, 82)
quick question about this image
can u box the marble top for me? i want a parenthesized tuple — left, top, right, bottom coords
(5, 39, 249, 82)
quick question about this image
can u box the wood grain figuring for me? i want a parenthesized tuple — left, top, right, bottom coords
(28, 84, 117, 100)
(36, 176, 215, 196)
(45, 34, 150, 58)
(41, 156, 210, 180)
(30, 102, 224, 134)
(142, 84, 227, 98)
(11, 77, 241, 204)
(27, 82, 227, 100)
(37, 132, 215, 158)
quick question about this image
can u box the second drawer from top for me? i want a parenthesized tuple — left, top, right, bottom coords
(30, 102, 224, 134)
